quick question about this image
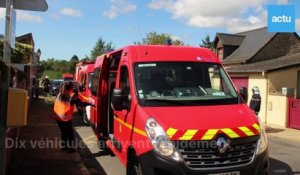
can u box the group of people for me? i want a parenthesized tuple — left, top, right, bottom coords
(32, 76, 51, 99)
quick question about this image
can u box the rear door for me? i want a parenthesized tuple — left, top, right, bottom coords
(90, 67, 101, 130)
(113, 64, 133, 160)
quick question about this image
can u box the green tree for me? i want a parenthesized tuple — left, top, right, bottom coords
(134, 32, 184, 45)
(90, 37, 114, 60)
(0, 38, 33, 63)
(68, 55, 79, 73)
(200, 35, 214, 50)
(70, 54, 79, 62)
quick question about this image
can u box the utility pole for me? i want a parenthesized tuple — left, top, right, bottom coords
(0, 1, 13, 174)
(0, 0, 48, 174)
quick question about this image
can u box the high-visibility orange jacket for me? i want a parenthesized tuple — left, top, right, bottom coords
(53, 92, 75, 121)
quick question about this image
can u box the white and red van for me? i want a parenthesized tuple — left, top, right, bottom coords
(75, 61, 94, 123)
(87, 45, 268, 175)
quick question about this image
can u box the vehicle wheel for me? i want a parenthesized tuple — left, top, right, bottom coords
(128, 155, 143, 175)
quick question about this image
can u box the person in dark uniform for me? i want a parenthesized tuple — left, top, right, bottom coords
(249, 86, 261, 115)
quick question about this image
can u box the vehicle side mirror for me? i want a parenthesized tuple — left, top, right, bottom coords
(239, 87, 248, 102)
(111, 88, 130, 111)
(79, 83, 86, 92)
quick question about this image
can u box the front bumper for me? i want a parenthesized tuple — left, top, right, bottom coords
(139, 149, 269, 175)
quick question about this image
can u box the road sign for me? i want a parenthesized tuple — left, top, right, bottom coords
(0, 0, 48, 11)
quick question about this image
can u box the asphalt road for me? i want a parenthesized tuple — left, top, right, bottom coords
(268, 128, 300, 175)
(74, 121, 300, 175)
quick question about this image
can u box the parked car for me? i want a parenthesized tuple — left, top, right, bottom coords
(49, 79, 63, 96)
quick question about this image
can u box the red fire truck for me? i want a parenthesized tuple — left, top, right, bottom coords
(86, 45, 268, 175)
(62, 73, 74, 81)
(75, 61, 94, 81)
(75, 61, 95, 124)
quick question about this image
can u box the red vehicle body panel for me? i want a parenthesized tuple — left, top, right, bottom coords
(75, 61, 95, 124)
(90, 56, 106, 132)
(62, 73, 74, 80)
(90, 45, 261, 168)
(77, 64, 94, 102)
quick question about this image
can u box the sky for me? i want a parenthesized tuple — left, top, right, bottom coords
(1, 0, 300, 60)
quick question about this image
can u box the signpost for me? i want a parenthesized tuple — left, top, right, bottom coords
(0, 0, 48, 174)
(9, 5, 16, 49)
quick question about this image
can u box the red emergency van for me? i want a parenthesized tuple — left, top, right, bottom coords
(88, 45, 268, 175)
(75, 61, 94, 81)
(76, 62, 95, 124)
(62, 73, 74, 81)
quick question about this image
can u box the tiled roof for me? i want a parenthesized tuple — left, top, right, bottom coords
(226, 52, 300, 73)
(16, 33, 33, 40)
(215, 33, 245, 46)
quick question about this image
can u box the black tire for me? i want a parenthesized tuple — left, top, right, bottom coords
(128, 155, 143, 175)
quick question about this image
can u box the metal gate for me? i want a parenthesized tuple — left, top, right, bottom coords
(288, 98, 300, 129)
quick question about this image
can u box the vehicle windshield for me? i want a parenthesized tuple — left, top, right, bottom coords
(134, 62, 240, 106)
(52, 81, 62, 87)
(64, 77, 73, 81)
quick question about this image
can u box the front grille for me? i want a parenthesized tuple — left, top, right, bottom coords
(173, 136, 259, 169)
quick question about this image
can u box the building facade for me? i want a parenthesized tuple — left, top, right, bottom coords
(213, 27, 300, 128)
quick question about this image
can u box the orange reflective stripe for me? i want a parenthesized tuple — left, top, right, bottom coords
(114, 116, 147, 137)
(201, 129, 219, 140)
(238, 126, 255, 136)
(166, 128, 178, 139)
(221, 128, 239, 138)
(179, 130, 198, 140)
(79, 93, 89, 102)
(252, 123, 261, 133)
(103, 118, 262, 141)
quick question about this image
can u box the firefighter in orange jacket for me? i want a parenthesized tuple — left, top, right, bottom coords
(53, 81, 92, 152)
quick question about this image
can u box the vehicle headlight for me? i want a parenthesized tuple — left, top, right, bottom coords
(256, 118, 268, 155)
(145, 118, 182, 161)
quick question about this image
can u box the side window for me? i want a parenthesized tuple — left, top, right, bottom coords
(119, 66, 130, 94)
(91, 68, 100, 96)
(80, 74, 86, 85)
(209, 67, 221, 90)
(88, 73, 94, 89)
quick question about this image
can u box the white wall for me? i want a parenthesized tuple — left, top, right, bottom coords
(266, 95, 288, 127)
